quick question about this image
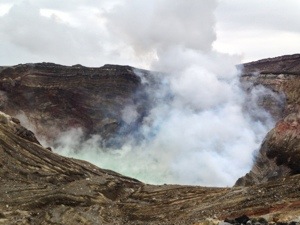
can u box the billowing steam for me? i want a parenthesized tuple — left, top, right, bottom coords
(53, 68, 275, 186)
(46, 1, 275, 187)
(7, 0, 277, 186)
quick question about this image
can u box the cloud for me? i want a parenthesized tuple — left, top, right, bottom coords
(214, 0, 300, 62)
(0, 2, 97, 64)
(216, 0, 300, 33)
(0, 0, 218, 67)
(106, 0, 217, 55)
(0, 0, 139, 66)
(1, 0, 300, 65)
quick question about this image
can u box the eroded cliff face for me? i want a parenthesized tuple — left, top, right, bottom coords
(1, 55, 300, 224)
(236, 54, 300, 186)
(0, 63, 150, 144)
(1, 111, 300, 224)
(240, 54, 300, 117)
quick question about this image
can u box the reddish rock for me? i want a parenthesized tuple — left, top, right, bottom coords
(237, 55, 300, 186)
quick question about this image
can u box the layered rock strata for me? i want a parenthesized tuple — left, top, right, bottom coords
(0, 63, 149, 143)
(0, 55, 300, 223)
(1, 111, 300, 224)
(236, 54, 300, 186)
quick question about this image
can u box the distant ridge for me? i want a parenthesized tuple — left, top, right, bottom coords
(239, 53, 300, 75)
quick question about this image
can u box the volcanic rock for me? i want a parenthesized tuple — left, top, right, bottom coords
(0, 111, 40, 145)
(239, 54, 300, 76)
(0, 63, 151, 144)
(236, 54, 300, 186)
(1, 111, 300, 224)
(1, 55, 300, 223)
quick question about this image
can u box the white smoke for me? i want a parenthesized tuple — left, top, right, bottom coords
(121, 104, 139, 125)
(1, 1, 300, 66)
(106, 1, 217, 54)
(0, 90, 8, 108)
(51, 1, 277, 187)
(1, 1, 277, 186)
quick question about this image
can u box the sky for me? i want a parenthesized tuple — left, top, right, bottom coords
(0, 0, 299, 67)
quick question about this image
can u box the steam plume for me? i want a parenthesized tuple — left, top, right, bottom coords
(49, 1, 276, 186)
(1, 0, 278, 186)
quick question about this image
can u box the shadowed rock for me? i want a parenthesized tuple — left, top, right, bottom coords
(0, 63, 151, 144)
(1, 111, 300, 224)
(1, 55, 300, 223)
(237, 55, 300, 186)
(238, 54, 300, 76)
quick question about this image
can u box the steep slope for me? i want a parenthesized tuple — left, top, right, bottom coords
(236, 54, 300, 186)
(0, 63, 149, 144)
(240, 54, 300, 116)
(1, 111, 300, 224)
(1, 56, 300, 188)
(240, 54, 300, 76)
(1, 55, 300, 223)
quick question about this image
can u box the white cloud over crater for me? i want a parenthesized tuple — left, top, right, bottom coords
(1, 0, 299, 66)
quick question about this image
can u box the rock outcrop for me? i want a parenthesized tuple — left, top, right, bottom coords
(0, 63, 150, 144)
(239, 54, 300, 76)
(1, 111, 300, 224)
(236, 54, 300, 186)
(240, 54, 300, 117)
(1, 55, 300, 223)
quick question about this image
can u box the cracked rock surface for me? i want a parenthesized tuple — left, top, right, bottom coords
(1, 115, 300, 224)
(0, 55, 300, 224)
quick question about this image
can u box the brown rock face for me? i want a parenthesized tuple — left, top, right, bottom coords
(1, 111, 300, 224)
(0, 63, 151, 145)
(236, 54, 300, 186)
(1, 55, 300, 223)
(239, 54, 300, 76)
(265, 113, 300, 174)
(236, 112, 300, 186)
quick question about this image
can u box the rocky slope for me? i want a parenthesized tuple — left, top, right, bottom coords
(0, 54, 300, 224)
(0, 63, 151, 145)
(236, 54, 300, 186)
(240, 54, 300, 76)
(239, 54, 300, 116)
(1, 111, 300, 224)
